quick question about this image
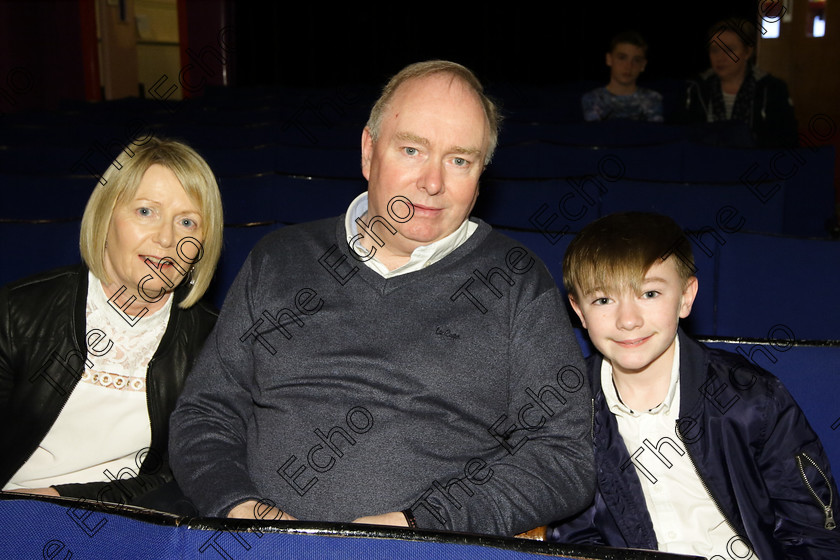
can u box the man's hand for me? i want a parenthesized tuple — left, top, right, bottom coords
(227, 499, 297, 521)
(5, 487, 60, 497)
(352, 511, 410, 527)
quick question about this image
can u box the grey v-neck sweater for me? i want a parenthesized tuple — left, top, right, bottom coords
(170, 216, 594, 536)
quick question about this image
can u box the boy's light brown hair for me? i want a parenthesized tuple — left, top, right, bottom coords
(563, 212, 696, 301)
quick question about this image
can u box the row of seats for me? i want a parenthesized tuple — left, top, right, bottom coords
(2, 218, 838, 342)
(502, 228, 840, 341)
(0, 174, 365, 223)
(1, 91, 835, 337)
(3, 78, 689, 130)
(1, 139, 832, 238)
(2, 126, 821, 177)
(0, 494, 668, 559)
(476, 177, 790, 235)
(0, 80, 823, 155)
(8, 139, 819, 182)
(0, 173, 785, 229)
(1, 124, 830, 180)
(0, 157, 830, 237)
(0, 116, 752, 151)
(1, 87, 833, 240)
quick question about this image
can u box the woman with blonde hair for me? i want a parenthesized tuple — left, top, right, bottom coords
(0, 136, 223, 513)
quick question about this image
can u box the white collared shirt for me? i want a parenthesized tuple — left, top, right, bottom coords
(601, 338, 757, 559)
(344, 192, 477, 278)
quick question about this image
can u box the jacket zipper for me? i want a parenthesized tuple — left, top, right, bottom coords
(676, 420, 757, 557)
(795, 452, 836, 530)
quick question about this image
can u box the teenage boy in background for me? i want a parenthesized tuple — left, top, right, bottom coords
(549, 212, 839, 559)
(582, 31, 663, 122)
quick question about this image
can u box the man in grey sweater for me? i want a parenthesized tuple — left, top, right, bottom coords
(169, 60, 594, 537)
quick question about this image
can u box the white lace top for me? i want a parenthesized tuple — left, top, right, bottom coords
(4, 272, 172, 490)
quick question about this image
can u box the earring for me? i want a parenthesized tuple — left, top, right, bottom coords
(188, 266, 196, 286)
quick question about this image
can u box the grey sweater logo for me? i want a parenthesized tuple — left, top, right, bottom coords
(435, 326, 460, 340)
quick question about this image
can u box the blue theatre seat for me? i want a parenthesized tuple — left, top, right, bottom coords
(680, 243, 717, 338)
(485, 142, 684, 181)
(681, 144, 835, 237)
(271, 122, 362, 148)
(0, 121, 65, 147)
(218, 175, 365, 225)
(598, 180, 787, 236)
(0, 174, 94, 220)
(496, 121, 752, 150)
(502, 121, 694, 146)
(200, 145, 276, 177)
(0, 122, 128, 151)
(273, 144, 361, 178)
(573, 327, 596, 359)
(208, 222, 285, 309)
(490, 82, 591, 126)
(499, 227, 585, 337)
(498, 227, 574, 291)
(701, 338, 840, 475)
(155, 121, 281, 151)
(0, 496, 692, 560)
(0, 144, 99, 176)
(201, 83, 293, 109)
(473, 178, 601, 232)
(714, 232, 840, 340)
(0, 220, 81, 287)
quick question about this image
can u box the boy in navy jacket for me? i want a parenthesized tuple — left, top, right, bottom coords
(549, 212, 838, 559)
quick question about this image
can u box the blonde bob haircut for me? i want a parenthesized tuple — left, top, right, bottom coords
(365, 59, 502, 166)
(80, 136, 223, 309)
(563, 212, 696, 302)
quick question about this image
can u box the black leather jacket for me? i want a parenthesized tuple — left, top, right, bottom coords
(0, 264, 217, 505)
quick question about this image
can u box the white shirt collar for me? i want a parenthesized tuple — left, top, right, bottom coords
(344, 192, 476, 278)
(601, 336, 681, 417)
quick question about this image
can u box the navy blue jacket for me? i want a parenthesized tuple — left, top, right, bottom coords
(548, 330, 839, 559)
